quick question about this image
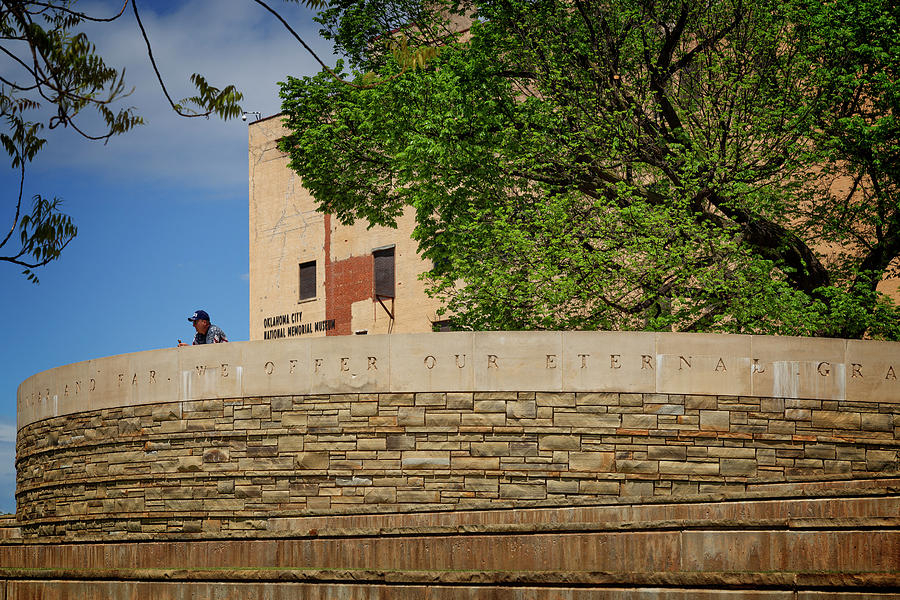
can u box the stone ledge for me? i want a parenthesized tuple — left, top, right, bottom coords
(1, 567, 898, 589)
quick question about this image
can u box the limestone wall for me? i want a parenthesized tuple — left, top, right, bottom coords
(15, 332, 900, 538)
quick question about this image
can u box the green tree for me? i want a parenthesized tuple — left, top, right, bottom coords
(0, 0, 245, 282)
(279, 0, 900, 339)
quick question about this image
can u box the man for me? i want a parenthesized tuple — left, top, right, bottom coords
(179, 310, 227, 346)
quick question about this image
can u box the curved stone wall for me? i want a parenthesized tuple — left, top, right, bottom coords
(16, 332, 900, 538)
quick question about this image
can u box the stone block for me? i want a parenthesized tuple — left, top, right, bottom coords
(759, 398, 785, 413)
(451, 456, 499, 470)
(804, 445, 836, 460)
(202, 448, 230, 463)
(616, 460, 659, 474)
(295, 452, 329, 470)
(281, 412, 308, 427)
(470, 442, 509, 456)
(277, 435, 304, 452)
(401, 451, 450, 469)
(720, 458, 757, 476)
(622, 414, 658, 429)
(554, 413, 621, 428)
(621, 481, 654, 496)
(579, 480, 620, 495)
(397, 407, 425, 426)
(176, 456, 203, 472)
(510, 441, 538, 456)
(464, 477, 499, 492)
(357, 438, 386, 451)
(785, 409, 811, 421)
(861, 413, 893, 432)
(700, 410, 730, 431)
(247, 446, 278, 458)
(811, 411, 860, 430)
(385, 434, 416, 450)
(425, 413, 460, 427)
(685, 395, 717, 410)
(415, 392, 447, 406)
(659, 460, 718, 475)
(569, 451, 615, 472)
(499, 483, 546, 499)
(539, 435, 581, 451)
(350, 402, 378, 417)
(547, 479, 580, 494)
(379, 393, 415, 407)
(446, 393, 474, 410)
(866, 450, 897, 471)
(335, 476, 373, 486)
(507, 400, 537, 419)
(474, 400, 506, 413)
(648, 445, 687, 460)
(364, 488, 396, 503)
(461, 413, 506, 427)
(576, 392, 619, 406)
(536, 393, 576, 407)
(396, 490, 440, 503)
(251, 405, 271, 420)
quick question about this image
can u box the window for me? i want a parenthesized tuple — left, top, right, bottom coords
(299, 260, 316, 301)
(373, 246, 395, 298)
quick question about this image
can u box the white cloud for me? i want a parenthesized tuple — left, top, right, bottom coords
(29, 0, 334, 194)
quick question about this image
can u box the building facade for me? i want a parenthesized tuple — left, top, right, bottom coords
(249, 115, 443, 341)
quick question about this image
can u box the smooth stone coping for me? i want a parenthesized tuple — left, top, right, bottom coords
(17, 331, 900, 428)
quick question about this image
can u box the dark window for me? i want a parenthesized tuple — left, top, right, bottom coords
(432, 320, 452, 332)
(299, 260, 316, 301)
(373, 246, 395, 298)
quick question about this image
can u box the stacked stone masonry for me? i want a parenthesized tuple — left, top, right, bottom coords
(16, 390, 899, 538)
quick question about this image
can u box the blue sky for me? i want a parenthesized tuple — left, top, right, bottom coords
(0, 0, 333, 513)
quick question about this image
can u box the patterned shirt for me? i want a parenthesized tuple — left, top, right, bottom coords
(193, 324, 228, 345)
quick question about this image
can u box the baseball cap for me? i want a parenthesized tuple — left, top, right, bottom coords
(188, 310, 210, 322)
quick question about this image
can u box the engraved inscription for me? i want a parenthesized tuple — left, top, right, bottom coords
(368, 357, 377, 370)
(264, 361, 275, 375)
(487, 355, 499, 369)
(424, 356, 436, 369)
(546, 354, 557, 369)
(851, 363, 862, 378)
(610, 354, 621, 369)
(715, 358, 727, 372)
(817, 362, 830, 376)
